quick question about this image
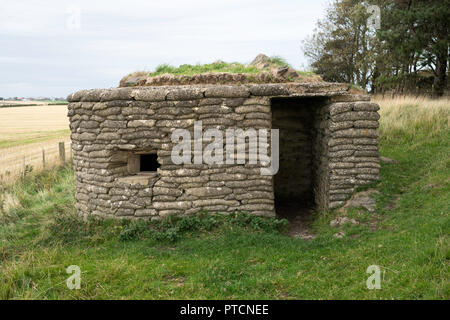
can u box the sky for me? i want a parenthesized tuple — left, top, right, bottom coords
(0, 0, 330, 98)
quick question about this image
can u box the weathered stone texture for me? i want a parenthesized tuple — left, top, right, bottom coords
(68, 83, 380, 219)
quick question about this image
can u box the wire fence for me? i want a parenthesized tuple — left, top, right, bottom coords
(0, 139, 72, 184)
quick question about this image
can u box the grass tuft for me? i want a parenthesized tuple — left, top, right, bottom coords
(149, 61, 260, 77)
(374, 95, 450, 144)
(268, 55, 291, 68)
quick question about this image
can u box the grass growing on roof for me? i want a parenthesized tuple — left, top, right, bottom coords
(149, 61, 260, 77)
(267, 55, 292, 68)
(122, 56, 319, 83)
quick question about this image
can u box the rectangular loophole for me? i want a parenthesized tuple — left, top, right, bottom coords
(127, 152, 160, 174)
(140, 154, 160, 172)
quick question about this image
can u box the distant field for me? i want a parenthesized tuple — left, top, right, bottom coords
(0, 100, 68, 108)
(0, 105, 70, 181)
(0, 105, 69, 148)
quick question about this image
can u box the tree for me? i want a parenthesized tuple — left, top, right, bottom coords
(378, 0, 449, 96)
(304, 0, 449, 96)
(303, 0, 381, 90)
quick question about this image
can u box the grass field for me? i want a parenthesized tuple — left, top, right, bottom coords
(0, 96, 448, 299)
(0, 105, 70, 182)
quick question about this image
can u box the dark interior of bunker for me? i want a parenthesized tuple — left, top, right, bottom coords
(271, 97, 327, 219)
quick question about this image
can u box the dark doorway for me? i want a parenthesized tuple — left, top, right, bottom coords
(271, 97, 326, 219)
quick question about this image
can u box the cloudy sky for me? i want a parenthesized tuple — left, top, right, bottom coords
(0, 0, 329, 98)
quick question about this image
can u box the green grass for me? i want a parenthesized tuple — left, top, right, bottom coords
(0, 99, 448, 299)
(297, 70, 317, 76)
(266, 55, 291, 68)
(149, 56, 296, 77)
(149, 61, 261, 77)
(147, 56, 301, 77)
(0, 129, 70, 149)
(122, 56, 318, 85)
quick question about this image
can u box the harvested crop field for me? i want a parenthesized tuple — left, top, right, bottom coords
(0, 105, 70, 182)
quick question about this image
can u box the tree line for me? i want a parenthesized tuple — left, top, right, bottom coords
(303, 0, 449, 97)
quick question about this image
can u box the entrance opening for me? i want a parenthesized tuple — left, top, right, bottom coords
(271, 97, 326, 220)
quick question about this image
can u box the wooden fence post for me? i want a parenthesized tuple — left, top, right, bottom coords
(22, 156, 25, 180)
(59, 142, 65, 164)
(42, 149, 46, 168)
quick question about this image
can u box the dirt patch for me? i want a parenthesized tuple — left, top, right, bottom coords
(277, 205, 316, 241)
(163, 274, 185, 288)
(330, 216, 359, 227)
(338, 189, 380, 213)
(333, 231, 346, 239)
